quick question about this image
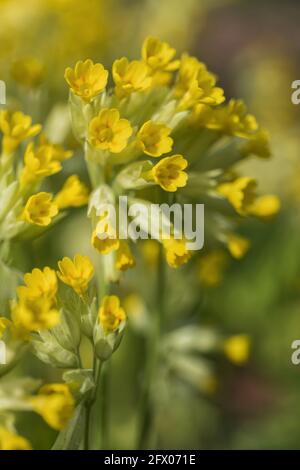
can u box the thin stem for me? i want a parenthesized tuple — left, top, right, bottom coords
(137, 244, 165, 449)
(99, 361, 110, 449)
(84, 401, 92, 450)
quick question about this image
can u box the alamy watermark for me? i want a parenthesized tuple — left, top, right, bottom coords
(291, 80, 300, 105)
(0, 80, 6, 105)
(93, 196, 204, 250)
(0, 340, 6, 365)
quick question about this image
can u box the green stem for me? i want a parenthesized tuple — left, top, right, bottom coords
(137, 244, 165, 449)
(99, 361, 110, 449)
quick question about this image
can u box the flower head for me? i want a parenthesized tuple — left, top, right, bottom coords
(22, 192, 58, 226)
(57, 254, 94, 296)
(98, 295, 126, 333)
(136, 120, 173, 157)
(151, 155, 188, 192)
(142, 36, 179, 84)
(113, 57, 151, 98)
(223, 335, 251, 365)
(0, 427, 32, 450)
(64, 59, 108, 101)
(91, 226, 120, 255)
(162, 238, 191, 268)
(89, 108, 132, 153)
(11, 295, 60, 332)
(116, 241, 135, 271)
(18, 267, 57, 301)
(30, 383, 75, 430)
(0, 110, 41, 154)
(20, 142, 62, 188)
(226, 233, 250, 259)
(54, 175, 89, 209)
(218, 176, 257, 215)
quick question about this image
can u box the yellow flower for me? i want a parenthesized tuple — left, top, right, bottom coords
(30, 384, 75, 431)
(226, 233, 250, 259)
(18, 267, 57, 301)
(89, 108, 132, 153)
(162, 238, 191, 268)
(136, 120, 173, 157)
(116, 241, 135, 271)
(223, 335, 251, 365)
(11, 57, 45, 89)
(0, 110, 41, 154)
(142, 36, 179, 85)
(0, 317, 10, 338)
(205, 99, 258, 139)
(11, 295, 60, 332)
(57, 254, 94, 296)
(20, 142, 62, 188)
(150, 155, 188, 192)
(247, 195, 281, 220)
(112, 57, 151, 98)
(22, 192, 58, 226)
(39, 135, 73, 161)
(218, 177, 257, 215)
(99, 295, 126, 333)
(241, 129, 271, 159)
(0, 427, 32, 450)
(91, 225, 120, 255)
(197, 250, 228, 288)
(139, 240, 160, 268)
(175, 54, 225, 109)
(64, 59, 108, 102)
(54, 175, 89, 209)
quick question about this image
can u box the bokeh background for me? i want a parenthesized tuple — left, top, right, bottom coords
(1, 0, 300, 449)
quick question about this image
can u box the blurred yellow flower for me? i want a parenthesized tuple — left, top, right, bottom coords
(113, 57, 151, 99)
(241, 129, 271, 159)
(31, 383, 75, 431)
(116, 241, 135, 271)
(11, 296, 60, 332)
(226, 233, 250, 259)
(39, 135, 73, 161)
(89, 108, 132, 153)
(223, 334, 251, 365)
(139, 240, 160, 267)
(151, 155, 188, 192)
(99, 295, 126, 333)
(11, 57, 45, 89)
(0, 427, 32, 450)
(163, 238, 191, 268)
(0, 110, 41, 154)
(218, 176, 257, 215)
(91, 226, 120, 255)
(20, 142, 62, 188)
(57, 254, 94, 296)
(248, 195, 281, 220)
(64, 59, 108, 102)
(142, 36, 179, 85)
(22, 192, 58, 226)
(197, 250, 228, 288)
(136, 120, 173, 157)
(54, 175, 89, 209)
(18, 267, 57, 301)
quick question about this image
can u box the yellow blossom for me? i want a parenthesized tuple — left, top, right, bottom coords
(116, 241, 135, 271)
(11, 57, 45, 89)
(197, 250, 228, 288)
(223, 335, 251, 365)
(39, 135, 73, 161)
(139, 240, 160, 268)
(18, 267, 57, 301)
(241, 129, 271, 159)
(11, 295, 60, 332)
(136, 120, 173, 157)
(89, 108, 132, 153)
(113, 57, 151, 98)
(91, 225, 120, 255)
(226, 233, 250, 259)
(30, 384, 75, 431)
(142, 36, 179, 85)
(57, 254, 94, 296)
(64, 59, 108, 101)
(218, 177, 257, 215)
(20, 142, 62, 188)
(247, 195, 281, 220)
(0, 110, 41, 154)
(150, 155, 188, 192)
(22, 192, 58, 226)
(54, 175, 89, 209)
(0, 427, 32, 450)
(99, 295, 126, 333)
(162, 238, 191, 268)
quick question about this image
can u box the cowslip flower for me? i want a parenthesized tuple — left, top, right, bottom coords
(57, 254, 94, 295)
(64, 59, 108, 102)
(223, 335, 251, 365)
(0, 110, 41, 154)
(217, 176, 257, 215)
(162, 238, 191, 268)
(20, 142, 62, 188)
(112, 57, 151, 99)
(226, 233, 250, 259)
(30, 384, 75, 430)
(91, 227, 120, 255)
(142, 36, 179, 85)
(0, 427, 32, 450)
(17, 267, 57, 301)
(89, 108, 132, 153)
(54, 175, 89, 209)
(136, 121, 173, 157)
(11, 295, 60, 332)
(150, 155, 188, 192)
(116, 241, 135, 271)
(22, 192, 58, 226)
(98, 295, 126, 333)
(247, 194, 281, 220)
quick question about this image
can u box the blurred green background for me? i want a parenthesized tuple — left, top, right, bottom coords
(2, 0, 300, 450)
